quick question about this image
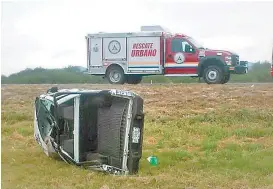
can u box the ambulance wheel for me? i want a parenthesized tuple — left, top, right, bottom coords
(203, 65, 223, 84)
(106, 66, 125, 84)
(127, 76, 142, 84)
(221, 73, 230, 84)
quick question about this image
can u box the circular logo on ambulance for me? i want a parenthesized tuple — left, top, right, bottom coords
(108, 40, 121, 54)
(174, 52, 185, 64)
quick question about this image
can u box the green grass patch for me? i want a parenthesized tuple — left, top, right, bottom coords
(201, 139, 218, 152)
(233, 128, 273, 138)
(1, 111, 33, 125)
(2, 85, 273, 189)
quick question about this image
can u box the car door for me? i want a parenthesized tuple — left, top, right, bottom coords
(55, 94, 81, 163)
(165, 37, 199, 75)
(34, 97, 56, 156)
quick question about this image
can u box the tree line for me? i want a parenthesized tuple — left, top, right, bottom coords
(1, 62, 272, 84)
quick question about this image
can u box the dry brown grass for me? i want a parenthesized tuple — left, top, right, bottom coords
(2, 83, 273, 189)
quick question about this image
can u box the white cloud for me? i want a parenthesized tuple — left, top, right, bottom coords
(1, 0, 273, 76)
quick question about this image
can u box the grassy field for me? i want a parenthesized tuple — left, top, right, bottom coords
(2, 83, 273, 189)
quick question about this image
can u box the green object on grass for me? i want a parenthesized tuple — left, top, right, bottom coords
(147, 155, 158, 166)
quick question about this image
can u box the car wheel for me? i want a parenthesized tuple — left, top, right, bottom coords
(203, 65, 224, 84)
(106, 66, 125, 84)
(221, 73, 230, 84)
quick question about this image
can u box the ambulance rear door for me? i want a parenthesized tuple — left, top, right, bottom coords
(89, 37, 103, 67)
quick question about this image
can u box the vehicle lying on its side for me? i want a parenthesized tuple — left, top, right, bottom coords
(34, 87, 144, 175)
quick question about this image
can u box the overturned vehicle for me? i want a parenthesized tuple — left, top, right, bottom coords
(34, 87, 144, 175)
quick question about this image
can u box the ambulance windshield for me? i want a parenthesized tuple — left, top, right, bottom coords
(187, 37, 204, 49)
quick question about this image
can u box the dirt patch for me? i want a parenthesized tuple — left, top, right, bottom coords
(146, 136, 158, 145)
(9, 131, 25, 141)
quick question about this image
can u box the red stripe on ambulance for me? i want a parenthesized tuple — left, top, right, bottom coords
(165, 67, 197, 74)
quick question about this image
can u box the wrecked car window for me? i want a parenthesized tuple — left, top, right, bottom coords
(41, 98, 54, 113)
(58, 97, 75, 159)
(35, 98, 55, 140)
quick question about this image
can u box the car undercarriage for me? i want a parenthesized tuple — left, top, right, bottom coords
(34, 88, 144, 175)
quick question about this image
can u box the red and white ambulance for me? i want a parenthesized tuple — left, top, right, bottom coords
(85, 26, 247, 84)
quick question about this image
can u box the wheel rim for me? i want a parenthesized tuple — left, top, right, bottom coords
(207, 70, 217, 81)
(109, 70, 121, 83)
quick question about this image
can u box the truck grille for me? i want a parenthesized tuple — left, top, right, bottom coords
(231, 55, 240, 66)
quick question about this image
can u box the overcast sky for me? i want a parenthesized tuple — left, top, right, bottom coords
(1, 0, 273, 76)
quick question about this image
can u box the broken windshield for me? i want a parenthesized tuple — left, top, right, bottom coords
(35, 98, 56, 140)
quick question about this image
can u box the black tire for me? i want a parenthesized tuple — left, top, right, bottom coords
(221, 73, 230, 84)
(127, 76, 143, 84)
(106, 66, 125, 84)
(203, 65, 224, 84)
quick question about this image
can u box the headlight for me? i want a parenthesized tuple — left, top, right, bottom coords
(225, 56, 232, 65)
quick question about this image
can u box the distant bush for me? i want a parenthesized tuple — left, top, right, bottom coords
(2, 66, 106, 84)
(231, 61, 272, 83)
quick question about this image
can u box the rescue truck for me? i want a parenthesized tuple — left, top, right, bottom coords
(85, 26, 247, 84)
